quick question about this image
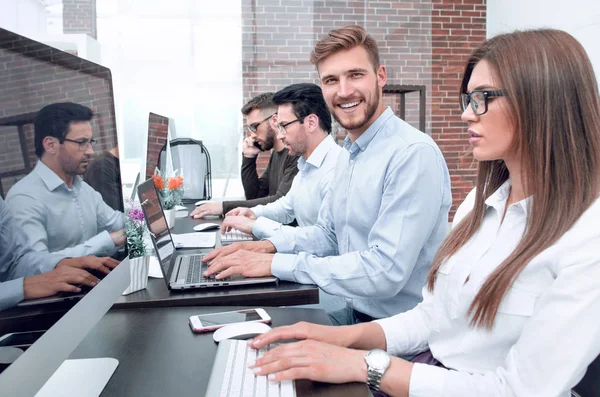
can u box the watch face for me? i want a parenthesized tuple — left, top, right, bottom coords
(367, 349, 391, 371)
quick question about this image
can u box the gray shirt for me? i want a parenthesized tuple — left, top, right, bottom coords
(269, 108, 452, 319)
(6, 161, 125, 258)
(0, 198, 62, 311)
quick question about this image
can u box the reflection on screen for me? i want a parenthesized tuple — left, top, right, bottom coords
(199, 310, 262, 327)
(138, 184, 174, 276)
(146, 113, 170, 180)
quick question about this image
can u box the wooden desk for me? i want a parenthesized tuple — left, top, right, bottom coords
(112, 204, 319, 308)
(69, 306, 370, 397)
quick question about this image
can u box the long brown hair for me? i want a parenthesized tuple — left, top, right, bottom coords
(427, 29, 600, 329)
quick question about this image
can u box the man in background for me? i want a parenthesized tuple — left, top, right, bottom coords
(6, 102, 125, 259)
(85, 144, 123, 212)
(190, 93, 299, 218)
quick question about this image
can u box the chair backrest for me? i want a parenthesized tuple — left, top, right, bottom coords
(573, 354, 600, 396)
(157, 138, 212, 201)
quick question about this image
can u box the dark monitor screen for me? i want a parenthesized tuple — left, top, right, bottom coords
(145, 112, 170, 180)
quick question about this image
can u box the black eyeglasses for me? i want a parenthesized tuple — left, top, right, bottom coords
(247, 113, 276, 133)
(276, 115, 307, 135)
(460, 89, 504, 116)
(61, 138, 97, 151)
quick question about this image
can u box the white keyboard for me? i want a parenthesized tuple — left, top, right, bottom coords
(220, 229, 253, 245)
(219, 340, 295, 397)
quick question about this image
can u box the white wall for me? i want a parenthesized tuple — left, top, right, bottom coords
(487, 0, 600, 82)
(0, 0, 48, 37)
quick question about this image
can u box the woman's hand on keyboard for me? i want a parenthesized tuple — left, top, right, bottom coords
(248, 321, 356, 350)
(248, 339, 368, 384)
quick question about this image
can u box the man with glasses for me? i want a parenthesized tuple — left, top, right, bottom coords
(6, 102, 125, 258)
(190, 92, 299, 218)
(222, 83, 343, 244)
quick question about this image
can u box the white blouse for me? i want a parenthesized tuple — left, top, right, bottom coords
(376, 180, 600, 397)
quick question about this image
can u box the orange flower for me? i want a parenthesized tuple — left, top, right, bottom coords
(152, 174, 164, 190)
(167, 175, 183, 190)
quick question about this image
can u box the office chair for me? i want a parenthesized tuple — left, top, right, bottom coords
(572, 353, 600, 396)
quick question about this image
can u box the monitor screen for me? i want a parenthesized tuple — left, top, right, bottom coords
(145, 112, 170, 180)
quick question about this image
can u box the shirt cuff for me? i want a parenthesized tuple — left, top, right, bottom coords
(252, 217, 281, 240)
(374, 316, 405, 356)
(408, 363, 446, 397)
(251, 205, 264, 219)
(87, 230, 116, 254)
(266, 233, 294, 253)
(271, 253, 298, 282)
(0, 278, 25, 311)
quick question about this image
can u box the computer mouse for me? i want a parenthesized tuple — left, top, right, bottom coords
(212, 322, 272, 343)
(0, 347, 23, 364)
(193, 223, 220, 232)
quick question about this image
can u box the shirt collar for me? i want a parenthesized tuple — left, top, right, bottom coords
(343, 107, 394, 153)
(299, 134, 336, 170)
(484, 178, 531, 216)
(34, 161, 81, 192)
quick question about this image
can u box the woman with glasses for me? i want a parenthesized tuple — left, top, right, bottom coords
(244, 29, 600, 396)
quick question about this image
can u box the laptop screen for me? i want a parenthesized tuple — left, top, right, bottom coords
(137, 179, 176, 280)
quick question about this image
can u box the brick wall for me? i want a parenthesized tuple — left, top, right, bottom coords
(242, 0, 485, 219)
(146, 113, 169, 180)
(0, 28, 117, 198)
(431, 0, 486, 216)
(63, 0, 98, 39)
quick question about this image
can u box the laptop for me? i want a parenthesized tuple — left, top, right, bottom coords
(137, 179, 278, 290)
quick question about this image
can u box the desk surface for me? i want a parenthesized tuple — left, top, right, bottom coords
(112, 205, 319, 309)
(69, 306, 370, 397)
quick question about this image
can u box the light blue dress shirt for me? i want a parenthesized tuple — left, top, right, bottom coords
(251, 135, 343, 238)
(6, 161, 125, 259)
(268, 107, 452, 319)
(0, 198, 62, 311)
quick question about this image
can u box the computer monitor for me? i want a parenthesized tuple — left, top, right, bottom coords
(145, 112, 171, 180)
(0, 258, 131, 396)
(0, 28, 123, 208)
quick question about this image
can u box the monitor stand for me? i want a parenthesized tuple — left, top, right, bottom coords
(35, 358, 119, 397)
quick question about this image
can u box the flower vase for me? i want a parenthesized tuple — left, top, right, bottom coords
(164, 209, 176, 229)
(122, 255, 150, 295)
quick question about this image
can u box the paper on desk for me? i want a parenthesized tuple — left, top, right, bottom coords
(174, 204, 187, 211)
(148, 255, 164, 278)
(172, 232, 216, 248)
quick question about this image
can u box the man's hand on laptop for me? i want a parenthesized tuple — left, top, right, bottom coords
(221, 216, 255, 234)
(225, 207, 257, 219)
(57, 256, 119, 275)
(203, 240, 276, 263)
(23, 267, 100, 299)
(190, 202, 223, 219)
(203, 250, 274, 279)
(110, 229, 126, 246)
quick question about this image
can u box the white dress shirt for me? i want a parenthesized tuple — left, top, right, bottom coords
(268, 108, 452, 319)
(376, 180, 600, 396)
(6, 161, 124, 258)
(251, 135, 342, 238)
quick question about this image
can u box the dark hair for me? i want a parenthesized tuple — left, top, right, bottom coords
(241, 92, 277, 116)
(310, 25, 380, 71)
(34, 102, 94, 157)
(272, 83, 332, 134)
(427, 29, 600, 329)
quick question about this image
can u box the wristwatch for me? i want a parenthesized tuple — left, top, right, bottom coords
(364, 349, 391, 391)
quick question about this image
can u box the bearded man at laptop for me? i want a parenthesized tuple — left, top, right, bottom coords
(6, 102, 126, 258)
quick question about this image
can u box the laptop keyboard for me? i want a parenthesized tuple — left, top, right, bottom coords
(220, 229, 253, 244)
(220, 339, 295, 397)
(183, 255, 230, 284)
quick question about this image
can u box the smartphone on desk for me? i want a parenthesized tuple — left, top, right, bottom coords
(189, 308, 271, 333)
